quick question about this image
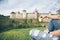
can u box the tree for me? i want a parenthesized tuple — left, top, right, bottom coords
(10, 19, 19, 29)
(0, 15, 10, 32)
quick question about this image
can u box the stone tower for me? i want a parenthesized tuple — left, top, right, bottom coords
(22, 10, 27, 19)
(34, 8, 39, 19)
(10, 12, 16, 18)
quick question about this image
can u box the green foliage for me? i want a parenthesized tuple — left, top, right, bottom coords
(0, 15, 10, 32)
(0, 27, 45, 40)
(23, 19, 27, 24)
(0, 15, 47, 33)
(0, 15, 20, 32)
(18, 24, 29, 28)
(29, 19, 32, 23)
(0, 15, 46, 40)
(10, 19, 19, 29)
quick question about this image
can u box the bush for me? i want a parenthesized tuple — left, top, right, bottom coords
(23, 19, 27, 24)
(18, 24, 30, 28)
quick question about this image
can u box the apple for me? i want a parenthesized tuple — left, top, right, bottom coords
(39, 18, 43, 22)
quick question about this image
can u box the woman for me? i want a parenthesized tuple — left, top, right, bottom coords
(29, 15, 60, 40)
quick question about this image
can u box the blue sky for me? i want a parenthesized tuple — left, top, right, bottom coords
(0, 0, 60, 16)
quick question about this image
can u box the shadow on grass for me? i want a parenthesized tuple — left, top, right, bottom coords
(0, 24, 44, 33)
(0, 26, 14, 33)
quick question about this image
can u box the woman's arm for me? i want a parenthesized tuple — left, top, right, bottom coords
(44, 30, 60, 36)
(45, 15, 60, 19)
(50, 30, 60, 36)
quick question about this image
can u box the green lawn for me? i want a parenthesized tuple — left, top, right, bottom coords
(0, 27, 45, 40)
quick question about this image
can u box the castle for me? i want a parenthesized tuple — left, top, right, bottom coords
(10, 9, 52, 19)
(10, 9, 59, 22)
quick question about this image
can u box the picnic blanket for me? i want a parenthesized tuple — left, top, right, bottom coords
(29, 29, 59, 40)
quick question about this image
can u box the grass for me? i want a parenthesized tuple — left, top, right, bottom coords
(0, 27, 45, 40)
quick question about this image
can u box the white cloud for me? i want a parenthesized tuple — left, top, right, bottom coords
(0, 0, 60, 16)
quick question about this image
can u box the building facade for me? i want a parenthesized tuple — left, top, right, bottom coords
(10, 9, 59, 22)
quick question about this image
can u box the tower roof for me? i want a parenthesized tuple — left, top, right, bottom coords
(11, 12, 16, 14)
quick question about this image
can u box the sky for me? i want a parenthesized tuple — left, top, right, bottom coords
(0, 0, 60, 16)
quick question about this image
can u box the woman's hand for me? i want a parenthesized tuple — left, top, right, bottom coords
(50, 30, 60, 36)
(44, 30, 49, 33)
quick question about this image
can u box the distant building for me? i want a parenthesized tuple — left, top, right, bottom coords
(10, 9, 39, 19)
(10, 12, 16, 18)
(10, 9, 59, 22)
